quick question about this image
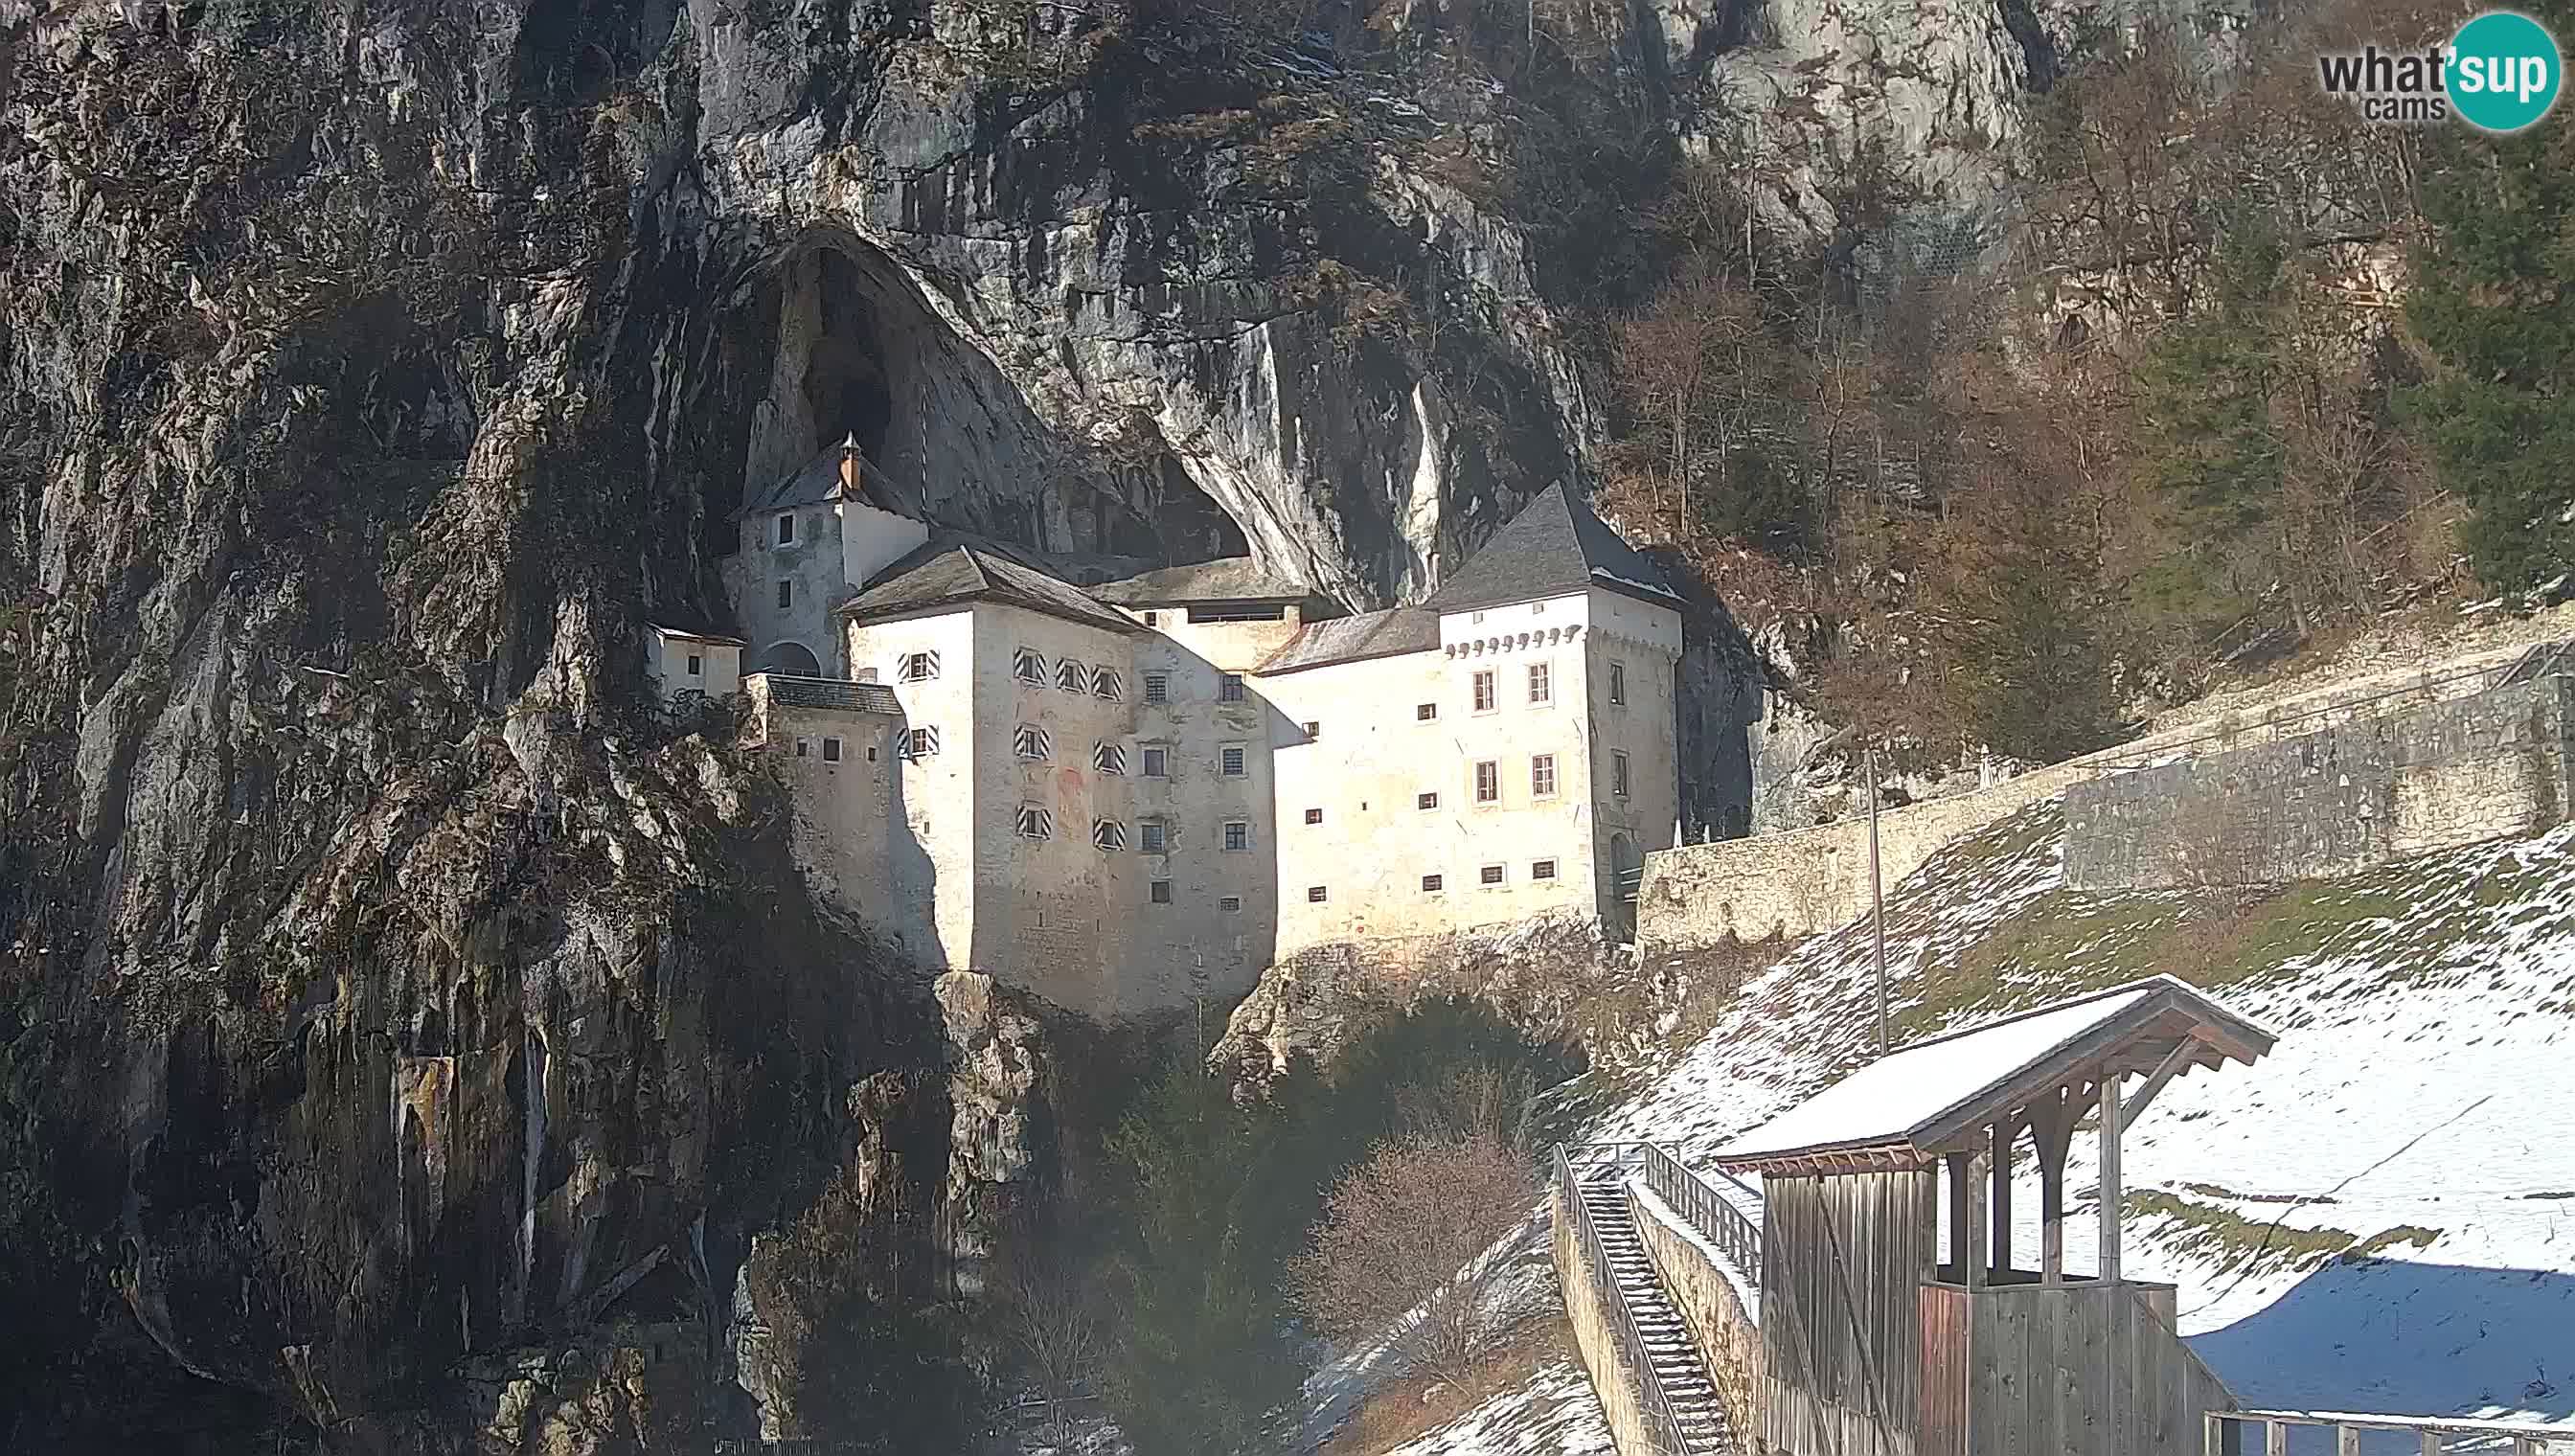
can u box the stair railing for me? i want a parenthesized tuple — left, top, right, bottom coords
(1635, 1142, 1764, 1287)
(1554, 1142, 1698, 1456)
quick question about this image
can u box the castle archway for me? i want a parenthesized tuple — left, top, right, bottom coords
(758, 640, 822, 676)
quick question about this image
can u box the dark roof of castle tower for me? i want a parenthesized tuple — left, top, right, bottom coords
(839, 536, 1141, 635)
(1094, 557, 1312, 606)
(1424, 482, 1678, 614)
(763, 676, 903, 715)
(1255, 605, 1438, 674)
(733, 436, 917, 521)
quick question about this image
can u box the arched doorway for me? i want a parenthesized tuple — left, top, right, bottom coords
(760, 640, 823, 676)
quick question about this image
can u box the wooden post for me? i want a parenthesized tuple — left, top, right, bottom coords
(2099, 1075, 2125, 1285)
(1948, 1149, 1972, 1285)
(1990, 1119, 2013, 1275)
(1959, 1149, 1987, 1290)
(2336, 1427, 2361, 1456)
(2031, 1087, 2072, 1285)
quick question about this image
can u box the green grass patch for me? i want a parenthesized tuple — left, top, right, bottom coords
(2348, 1225, 2441, 1260)
(2126, 1189, 2359, 1272)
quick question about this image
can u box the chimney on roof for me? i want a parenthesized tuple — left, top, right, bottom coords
(838, 434, 861, 497)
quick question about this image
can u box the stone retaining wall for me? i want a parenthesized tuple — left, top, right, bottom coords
(2064, 676, 2575, 890)
(1638, 645, 2561, 953)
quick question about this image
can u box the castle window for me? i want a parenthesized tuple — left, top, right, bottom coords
(1220, 745, 1246, 777)
(1532, 859, 1558, 880)
(867, 744, 878, 762)
(1093, 819, 1128, 852)
(1144, 611, 1161, 626)
(1304, 808, 1323, 826)
(1141, 746, 1169, 778)
(686, 653, 702, 676)
(1140, 819, 1168, 853)
(1418, 791, 1438, 810)
(902, 726, 941, 759)
(1474, 761, 1499, 804)
(1301, 720, 1320, 740)
(1416, 702, 1437, 721)
(1307, 886, 1328, 903)
(1532, 754, 1558, 799)
(1144, 671, 1170, 704)
(776, 512, 795, 545)
(1223, 821, 1250, 853)
(822, 737, 843, 763)
(1016, 805, 1053, 840)
(1014, 725, 1053, 761)
(1472, 671, 1496, 713)
(1219, 895, 1243, 913)
(1422, 874, 1444, 893)
(1095, 742, 1128, 775)
(1528, 663, 1552, 706)
(776, 580, 793, 609)
(1151, 879, 1173, 903)
(1014, 648, 1046, 686)
(899, 650, 940, 682)
(1219, 672, 1246, 703)
(1480, 863, 1505, 885)
(1058, 658, 1088, 693)
(1613, 751, 1631, 799)
(1609, 661, 1627, 705)
(1094, 669, 1126, 702)
(794, 738, 810, 758)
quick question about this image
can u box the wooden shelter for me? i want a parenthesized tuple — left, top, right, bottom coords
(1710, 976, 2276, 1456)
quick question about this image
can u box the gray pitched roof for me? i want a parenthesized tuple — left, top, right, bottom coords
(1094, 557, 1312, 606)
(733, 438, 917, 522)
(649, 621, 748, 647)
(1424, 482, 1679, 614)
(838, 538, 1141, 636)
(1255, 606, 1439, 674)
(763, 677, 903, 715)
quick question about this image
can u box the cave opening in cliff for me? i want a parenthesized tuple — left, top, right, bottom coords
(802, 250, 897, 467)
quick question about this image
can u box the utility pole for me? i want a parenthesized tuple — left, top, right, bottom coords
(1867, 744, 1887, 1055)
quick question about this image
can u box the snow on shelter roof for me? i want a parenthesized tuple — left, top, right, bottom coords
(1710, 975, 2276, 1173)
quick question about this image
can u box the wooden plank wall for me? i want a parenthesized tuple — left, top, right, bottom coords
(1917, 1284, 1970, 1456)
(1963, 1282, 2230, 1456)
(1759, 1169, 1936, 1456)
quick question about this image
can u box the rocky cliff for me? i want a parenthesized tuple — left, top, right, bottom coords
(0, 0, 2212, 1446)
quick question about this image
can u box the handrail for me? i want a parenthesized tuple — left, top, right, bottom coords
(1635, 1143, 1764, 1287)
(1555, 1142, 1697, 1456)
(2207, 1408, 2568, 1454)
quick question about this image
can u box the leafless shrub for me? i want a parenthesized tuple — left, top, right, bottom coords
(1284, 1133, 1536, 1385)
(995, 1250, 1106, 1449)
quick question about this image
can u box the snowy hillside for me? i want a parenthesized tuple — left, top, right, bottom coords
(1584, 800, 2575, 1425)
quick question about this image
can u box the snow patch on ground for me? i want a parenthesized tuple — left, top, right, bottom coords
(1378, 1358, 1617, 1456)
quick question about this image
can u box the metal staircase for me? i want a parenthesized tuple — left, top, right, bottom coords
(1561, 1149, 1734, 1454)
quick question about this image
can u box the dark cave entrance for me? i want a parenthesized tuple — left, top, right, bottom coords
(803, 250, 896, 467)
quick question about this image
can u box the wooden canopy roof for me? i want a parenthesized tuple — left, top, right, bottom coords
(1710, 976, 2275, 1176)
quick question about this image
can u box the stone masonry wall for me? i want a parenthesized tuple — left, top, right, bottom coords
(1637, 643, 2566, 953)
(2063, 676, 2575, 891)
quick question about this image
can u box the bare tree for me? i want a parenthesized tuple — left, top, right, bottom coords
(996, 1251, 1106, 1449)
(1283, 1133, 1535, 1386)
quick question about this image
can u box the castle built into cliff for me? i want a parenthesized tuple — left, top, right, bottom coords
(649, 441, 1685, 1020)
